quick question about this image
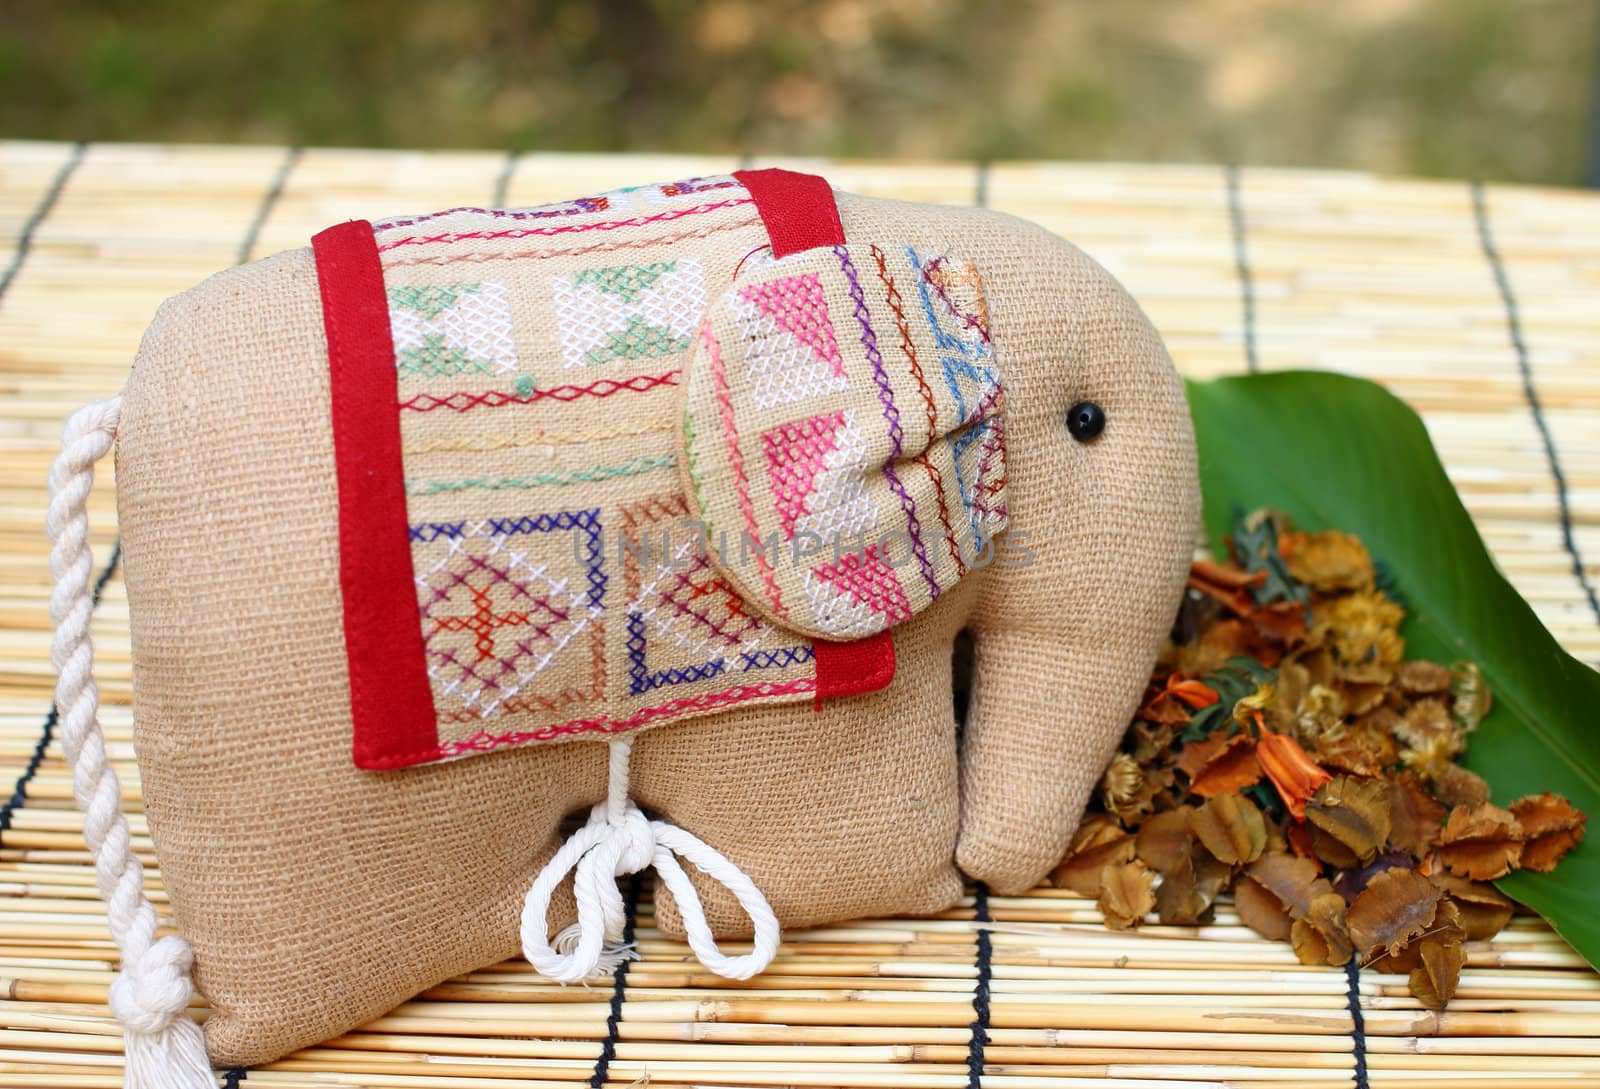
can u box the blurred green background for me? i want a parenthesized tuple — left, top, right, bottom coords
(2, 0, 1597, 185)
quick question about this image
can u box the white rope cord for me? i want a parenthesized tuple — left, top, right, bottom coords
(47, 396, 215, 1089)
(520, 736, 780, 984)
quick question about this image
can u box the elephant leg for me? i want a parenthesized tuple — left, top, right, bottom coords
(629, 611, 966, 940)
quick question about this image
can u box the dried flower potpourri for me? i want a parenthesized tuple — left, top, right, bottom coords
(1055, 509, 1587, 1009)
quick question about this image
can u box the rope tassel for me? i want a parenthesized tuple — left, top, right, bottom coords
(48, 397, 216, 1088)
(520, 738, 780, 984)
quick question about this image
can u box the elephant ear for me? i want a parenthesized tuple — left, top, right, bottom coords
(681, 241, 1008, 641)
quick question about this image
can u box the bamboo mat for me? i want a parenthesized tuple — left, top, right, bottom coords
(0, 141, 1597, 1088)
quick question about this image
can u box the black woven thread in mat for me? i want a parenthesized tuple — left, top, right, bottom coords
(965, 882, 994, 1089)
(1471, 180, 1600, 628)
(0, 542, 120, 834)
(1225, 163, 1261, 374)
(0, 141, 85, 302)
(1344, 959, 1370, 1089)
(589, 872, 645, 1089)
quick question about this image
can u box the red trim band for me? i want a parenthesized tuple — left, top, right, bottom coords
(312, 220, 442, 769)
(812, 630, 896, 709)
(733, 168, 846, 257)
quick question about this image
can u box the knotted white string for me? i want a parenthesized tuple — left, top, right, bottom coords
(520, 737, 780, 984)
(48, 396, 215, 1088)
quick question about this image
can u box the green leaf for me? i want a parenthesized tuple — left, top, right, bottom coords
(1180, 658, 1277, 742)
(1187, 371, 1599, 971)
(1230, 507, 1309, 608)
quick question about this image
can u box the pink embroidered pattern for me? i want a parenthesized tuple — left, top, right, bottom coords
(806, 545, 913, 637)
(384, 218, 764, 269)
(704, 322, 788, 618)
(762, 412, 846, 539)
(400, 371, 678, 412)
(376, 200, 754, 251)
(436, 677, 817, 757)
(733, 270, 849, 408)
(761, 409, 874, 545)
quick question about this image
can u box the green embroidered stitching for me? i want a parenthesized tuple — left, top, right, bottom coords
(583, 314, 690, 366)
(574, 261, 677, 305)
(397, 333, 499, 377)
(388, 283, 483, 319)
(407, 454, 676, 495)
(682, 410, 708, 503)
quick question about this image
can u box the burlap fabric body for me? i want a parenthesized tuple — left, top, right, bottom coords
(116, 189, 1199, 1065)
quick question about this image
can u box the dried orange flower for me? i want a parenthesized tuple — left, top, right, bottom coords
(1075, 509, 1585, 1013)
(1141, 673, 1220, 724)
(1256, 728, 1333, 820)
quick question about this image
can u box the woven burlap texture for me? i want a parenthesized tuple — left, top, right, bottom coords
(115, 190, 1199, 1066)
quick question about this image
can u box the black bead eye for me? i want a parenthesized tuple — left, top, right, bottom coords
(1067, 401, 1106, 442)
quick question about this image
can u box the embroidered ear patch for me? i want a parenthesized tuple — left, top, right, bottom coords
(681, 243, 1008, 641)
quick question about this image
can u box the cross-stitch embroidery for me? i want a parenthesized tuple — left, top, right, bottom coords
(340, 177, 1004, 767)
(553, 258, 706, 368)
(389, 281, 518, 378)
(621, 495, 811, 696)
(411, 512, 606, 726)
(681, 240, 1008, 641)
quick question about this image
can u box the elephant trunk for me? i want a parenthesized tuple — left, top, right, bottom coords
(956, 238, 1199, 894)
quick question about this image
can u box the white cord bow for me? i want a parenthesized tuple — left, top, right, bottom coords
(520, 737, 780, 983)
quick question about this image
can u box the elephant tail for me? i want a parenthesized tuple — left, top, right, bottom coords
(47, 395, 216, 1088)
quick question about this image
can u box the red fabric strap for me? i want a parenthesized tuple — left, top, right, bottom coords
(312, 220, 441, 769)
(733, 168, 897, 705)
(733, 168, 846, 257)
(812, 630, 896, 709)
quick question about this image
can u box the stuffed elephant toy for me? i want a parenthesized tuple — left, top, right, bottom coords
(45, 169, 1198, 1076)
